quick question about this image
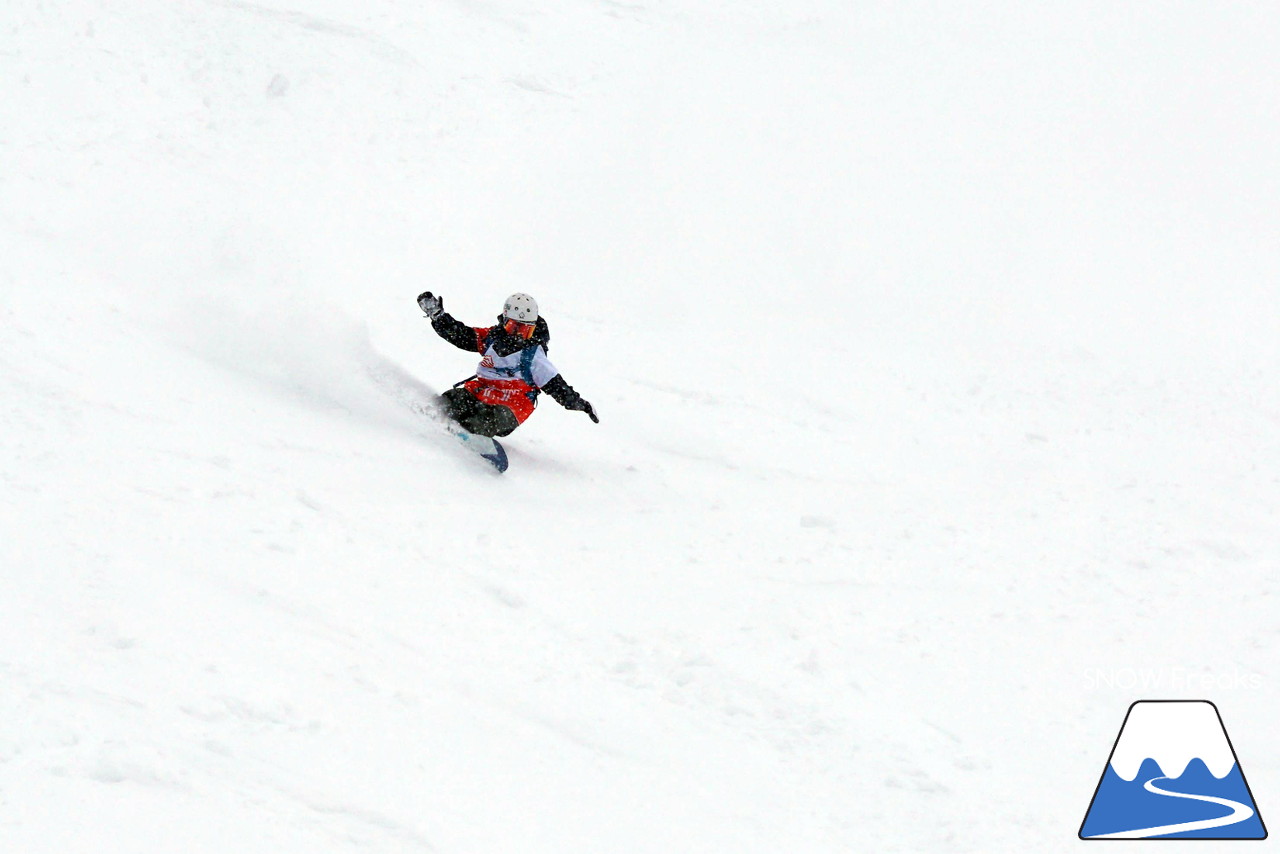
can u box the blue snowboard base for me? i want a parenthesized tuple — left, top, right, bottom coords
(449, 428, 508, 473)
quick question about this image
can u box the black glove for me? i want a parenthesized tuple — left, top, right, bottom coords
(572, 399, 599, 423)
(417, 291, 444, 319)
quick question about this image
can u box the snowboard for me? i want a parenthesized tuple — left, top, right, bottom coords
(447, 426, 509, 473)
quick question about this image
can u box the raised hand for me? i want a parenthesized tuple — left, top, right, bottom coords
(417, 291, 444, 319)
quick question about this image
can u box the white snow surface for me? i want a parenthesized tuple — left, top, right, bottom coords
(1109, 701, 1237, 782)
(3, 1, 1279, 851)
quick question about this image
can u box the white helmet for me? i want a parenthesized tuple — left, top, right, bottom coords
(503, 292, 539, 323)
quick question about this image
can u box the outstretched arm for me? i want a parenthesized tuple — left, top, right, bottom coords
(542, 374, 599, 423)
(418, 291, 484, 352)
(432, 313, 484, 352)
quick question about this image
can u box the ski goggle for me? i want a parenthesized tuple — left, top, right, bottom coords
(503, 318, 537, 339)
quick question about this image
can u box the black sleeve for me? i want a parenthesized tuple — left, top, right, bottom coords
(541, 374, 586, 409)
(431, 313, 482, 352)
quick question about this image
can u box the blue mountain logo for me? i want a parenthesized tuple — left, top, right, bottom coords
(1080, 700, 1266, 839)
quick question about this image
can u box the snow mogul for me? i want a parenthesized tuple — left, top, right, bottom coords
(417, 291, 598, 437)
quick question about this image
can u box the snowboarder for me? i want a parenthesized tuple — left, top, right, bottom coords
(417, 291, 598, 437)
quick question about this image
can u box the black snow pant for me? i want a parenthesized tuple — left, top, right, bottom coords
(441, 387, 520, 438)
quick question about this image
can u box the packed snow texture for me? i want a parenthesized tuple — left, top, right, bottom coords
(2, 1, 1278, 851)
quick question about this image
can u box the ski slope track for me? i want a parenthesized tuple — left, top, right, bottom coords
(1087, 776, 1255, 840)
(3, 1, 1279, 851)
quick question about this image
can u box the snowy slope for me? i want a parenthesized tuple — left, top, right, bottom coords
(3, 1, 1279, 851)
